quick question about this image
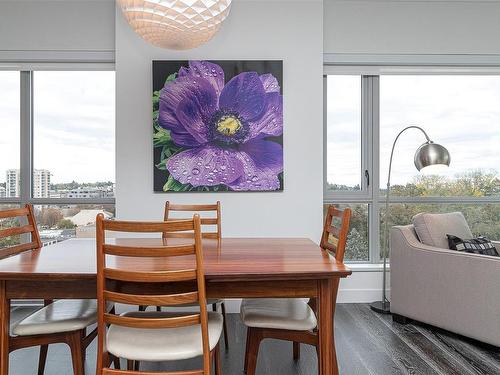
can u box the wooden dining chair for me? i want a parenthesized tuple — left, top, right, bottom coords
(96, 214, 223, 375)
(140, 201, 229, 349)
(240, 205, 351, 375)
(163, 201, 222, 241)
(0, 204, 117, 375)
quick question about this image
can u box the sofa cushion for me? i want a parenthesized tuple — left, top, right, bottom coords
(412, 212, 472, 249)
(447, 234, 499, 256)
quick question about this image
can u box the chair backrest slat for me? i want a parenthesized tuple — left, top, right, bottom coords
(0, 204, 42, 260)
(320, 205, 352, 262)
(96, 213, 212, 375)
(103, 244, 195, 257)
(103, 268, 197, 283)
(162, 231, 219, 240)
(103, 312, 201, 329)
(0, 224, 35, 238)
(0, 207, 29, 219)
(104, 290, 199, 307)
(163, 201, 221, 241)
(104, 219, 194, 233)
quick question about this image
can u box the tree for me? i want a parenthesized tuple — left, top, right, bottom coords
(345, 228, 368, 261)
(56, 219, 76, 229)
(329, 169, 500, 261)
(39, 208, 63, 228)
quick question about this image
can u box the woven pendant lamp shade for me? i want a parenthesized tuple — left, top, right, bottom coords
(118, 0, 232, 50)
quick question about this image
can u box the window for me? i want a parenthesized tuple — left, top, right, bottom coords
(0, 72, 20, 198)
(0, 68, 115, 244)
(33, 71, 115, 198)
(324, 203, 369, 261)
(325, 76, 362, 192)
(325, 71, 500, 263)
(380, 76, 500, 197)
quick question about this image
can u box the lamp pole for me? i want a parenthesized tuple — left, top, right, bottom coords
(371, 125, 433, 314)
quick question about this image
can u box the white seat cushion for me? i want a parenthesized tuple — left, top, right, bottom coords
(106, 311, 223, 362)
(240, 298, 317, 331)
(12, 299, 104, 336)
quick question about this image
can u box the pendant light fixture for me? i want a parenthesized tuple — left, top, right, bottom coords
(118, 0, 232, 50)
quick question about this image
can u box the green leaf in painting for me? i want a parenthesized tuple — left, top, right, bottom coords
(152, 90, 160, 110)
(163, 175, 189, 192)
(165, 72, 177, 84)
(153, 127, 173, 147)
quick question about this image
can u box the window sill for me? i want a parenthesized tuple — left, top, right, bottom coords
(344, 263, 390, 272)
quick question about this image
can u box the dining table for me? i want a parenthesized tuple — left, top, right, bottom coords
(0, 237, 351, 375)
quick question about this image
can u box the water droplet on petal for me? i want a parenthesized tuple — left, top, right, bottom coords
(192, 168, 200, 175)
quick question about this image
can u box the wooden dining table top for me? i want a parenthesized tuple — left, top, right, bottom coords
(0, 237, 352, 281)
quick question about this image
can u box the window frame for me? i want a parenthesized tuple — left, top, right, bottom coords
(0, 64, 115, 208)
(324, 64, 500, 264)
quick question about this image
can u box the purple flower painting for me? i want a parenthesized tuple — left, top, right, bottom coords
(153, 60, 283, 192)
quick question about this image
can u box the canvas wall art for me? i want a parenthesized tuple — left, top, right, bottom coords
(153, 60, 283, 192)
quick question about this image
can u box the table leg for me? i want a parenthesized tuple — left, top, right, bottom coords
(318, 278, 339, 375)
(0, 281, 9, 375)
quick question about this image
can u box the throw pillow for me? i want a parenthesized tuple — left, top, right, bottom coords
(447, 234, 499, 256)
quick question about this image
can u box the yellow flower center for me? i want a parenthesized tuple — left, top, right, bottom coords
(217, 116, 242, 136)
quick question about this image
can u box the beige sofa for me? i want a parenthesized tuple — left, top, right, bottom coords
(390, 212, 500, 346)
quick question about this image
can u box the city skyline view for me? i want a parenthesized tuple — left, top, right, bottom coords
(0, 168, 114, 199)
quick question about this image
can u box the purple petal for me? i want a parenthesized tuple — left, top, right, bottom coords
(166, 145, 244, 187)
(159, 76, 217, 146)
(176, 96, 213, 144)
(187, 61, 225, 97)
(178, 66, 189, 77)
(169, 131, 202, 148)
(260, 74, 280, 93)
(247, 92, 283, 140)
(219, 72, 267, 122)
(227, 140, 283, 191)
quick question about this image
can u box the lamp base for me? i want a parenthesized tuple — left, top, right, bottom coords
(370, 300, 391, 314)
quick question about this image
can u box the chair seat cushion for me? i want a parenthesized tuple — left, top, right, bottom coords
(240, 298, 317, 331)
(106, 311, 223, 362)
(12, 299, 103, 336)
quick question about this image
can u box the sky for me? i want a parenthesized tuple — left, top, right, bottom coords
(0, 71, 115, 185)
(327, 75, 500, 189)
(2, 72, 499, 188)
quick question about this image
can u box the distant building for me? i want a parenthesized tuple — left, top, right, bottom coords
(33, 169, 51, 198)
(5, 169, 51, 198)
(6, 169, 19, 197)
(39, 228, 75, 244)
(0, 186, 5, 198)
(64, 187, 113, 199)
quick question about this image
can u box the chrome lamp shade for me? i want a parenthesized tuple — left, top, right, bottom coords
(414, 142, 451, 171)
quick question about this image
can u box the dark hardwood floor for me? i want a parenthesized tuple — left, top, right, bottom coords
(8, 303, 500, 374)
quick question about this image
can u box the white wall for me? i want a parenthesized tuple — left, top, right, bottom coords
(324, 0, 500, 55)
(0, 0, 115, 53)
(115, 1, 324, 243)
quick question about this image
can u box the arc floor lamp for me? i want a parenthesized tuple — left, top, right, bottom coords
(370, 125, 451, 314)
